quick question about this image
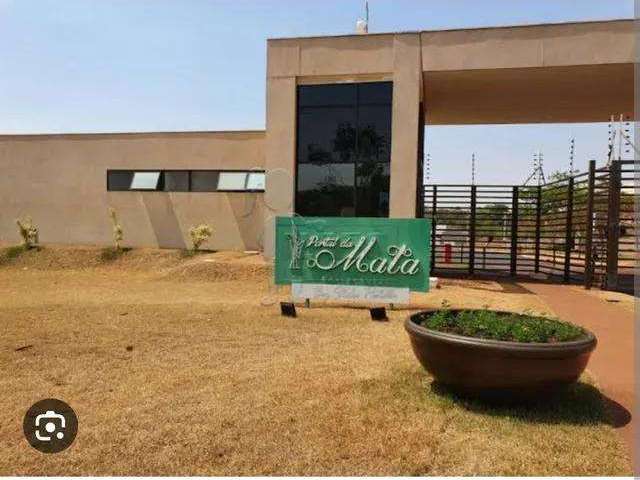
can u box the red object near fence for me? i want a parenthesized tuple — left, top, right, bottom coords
(444, 243, 452, 264)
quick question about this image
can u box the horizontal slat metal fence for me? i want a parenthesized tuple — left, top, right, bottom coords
(617, 160, 636, 293)
(424, 160, 636, 293)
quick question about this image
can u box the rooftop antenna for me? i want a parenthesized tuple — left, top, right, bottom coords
(356, 1, 369, 34)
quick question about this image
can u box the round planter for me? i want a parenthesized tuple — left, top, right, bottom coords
(405, 310, 597, 398)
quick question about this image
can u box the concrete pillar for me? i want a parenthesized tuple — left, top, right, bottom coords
(263, 76, 297, 258)
(389, 33, 423, 218)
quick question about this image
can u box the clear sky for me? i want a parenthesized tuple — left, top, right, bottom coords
(0, 0, 634, 183)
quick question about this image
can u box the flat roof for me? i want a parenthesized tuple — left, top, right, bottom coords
(268, 17, 632, 41)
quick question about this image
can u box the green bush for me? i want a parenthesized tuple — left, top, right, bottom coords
(418, 308, 585, 343)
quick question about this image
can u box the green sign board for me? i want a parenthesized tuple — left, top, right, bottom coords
(274, 217, 431, 292)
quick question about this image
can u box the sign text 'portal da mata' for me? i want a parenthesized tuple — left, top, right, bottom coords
(275, 217, 431, 292)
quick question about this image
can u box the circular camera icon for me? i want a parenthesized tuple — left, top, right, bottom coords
(23, 398, 78, 454)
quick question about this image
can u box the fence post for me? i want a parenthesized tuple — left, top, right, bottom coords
(534, 185, 541, 272)
(605, 161, 621, 290)
(430, 186, 437, 276)
(510, 186, 519, 276)
(563, 177, 574, 283)
(469, 185, 477, 274)
(584, 160, 596, 289)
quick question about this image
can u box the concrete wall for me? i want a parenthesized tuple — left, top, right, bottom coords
(264, 19, 635, 256)
(0, 131, 266, 251)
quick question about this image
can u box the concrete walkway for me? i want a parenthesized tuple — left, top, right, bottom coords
(522, 283, 635, 462)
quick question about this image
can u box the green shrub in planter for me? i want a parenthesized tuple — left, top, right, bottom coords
(417, 309, 585, 343)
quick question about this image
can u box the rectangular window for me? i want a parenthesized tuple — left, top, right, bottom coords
(217, 172, 247, 191)
(295, 81, 392, 218)
(107, 171, 133, 191)
(163, 171, 190, 192)
(130, 171, 161, 190)
(246, 172, 266, 191)
(107, 170, 265, 192)
(190, 171, 219, 192)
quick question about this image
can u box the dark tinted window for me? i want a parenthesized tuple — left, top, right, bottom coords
(296, 82, 392, 218)
(298, 83, 356, 107)
(297, 108, 357, 164)
(297, 163, 356, 217)
(107, 171, 133, 191)
(163, 171, 189, 192)
(355, 104, 392, 216)
(190, 171, 219, 192)
(358, 81, 393, 104)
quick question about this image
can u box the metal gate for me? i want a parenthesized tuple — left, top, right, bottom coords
(423, 160, 636, 293)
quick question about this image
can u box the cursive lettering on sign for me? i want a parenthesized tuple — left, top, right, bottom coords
(303, 235, 421, 276)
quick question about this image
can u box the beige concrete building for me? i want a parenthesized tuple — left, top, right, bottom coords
(0, 131, 266, 251)
(0, 19, 634, 254)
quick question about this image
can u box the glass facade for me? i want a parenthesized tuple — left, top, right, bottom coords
(295, 82, 392, 217)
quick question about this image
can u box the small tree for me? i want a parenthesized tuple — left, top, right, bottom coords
(15, 216, 39, 249)
(108, 207, 124, 250)
(189, 224, 213, 252)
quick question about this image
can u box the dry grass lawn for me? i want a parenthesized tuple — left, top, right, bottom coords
(0, 246, 632, 475)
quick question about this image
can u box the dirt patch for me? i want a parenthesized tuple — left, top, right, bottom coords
(0, 244, 271, 277)
(159, 251, 272, 283)
(0, 244, 273, 283)
(0, 244, 184, 270)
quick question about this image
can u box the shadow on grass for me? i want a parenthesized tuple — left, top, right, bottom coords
(99, 246, 132, 262)
(358, 366, 630, 429)
(496, 281, 535, 294)
(179, 249, 216, 259)
(0, 245, 41, 265)
(430, 380, 631, 428)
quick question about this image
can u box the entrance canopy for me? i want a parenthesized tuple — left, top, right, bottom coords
(264, 18, 635, 248)
(425, 63, 633, 124)
(420, 20, 634, 124)
(268, 19, 634, 125)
